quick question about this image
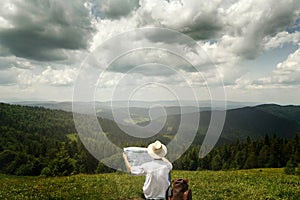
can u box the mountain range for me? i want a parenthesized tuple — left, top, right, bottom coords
(5, 101, 300, 145)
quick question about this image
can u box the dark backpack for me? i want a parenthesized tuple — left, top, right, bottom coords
(166, 178, 192, 200)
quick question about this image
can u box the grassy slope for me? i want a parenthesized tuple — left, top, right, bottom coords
(0, 169, 299, 200)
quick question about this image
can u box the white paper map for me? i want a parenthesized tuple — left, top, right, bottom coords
(123, 147, 153, 167)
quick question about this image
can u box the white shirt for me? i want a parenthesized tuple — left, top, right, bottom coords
(131, 159, 172, 199)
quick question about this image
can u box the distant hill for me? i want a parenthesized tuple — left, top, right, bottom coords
(11, 100, 260, 125)
(5, 102, 300, 144)
(221, 105, 300, 141)
(136, 104, 300, 145)
(255, 104, 300, 123)
(11, 99, 259, 112)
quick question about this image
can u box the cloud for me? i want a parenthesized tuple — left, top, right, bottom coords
(133, 0, 300, 57)
(89, 0, 300, 84)
(0, 65, 78, 87)
(96, 68, 207, 101)
(88, 0, 140, 20)
(108, 48, 194, 75)
(263, 46, 300, 86)
(237, 46, 300, 89)
(0, 57, 15, 70)
(37, 66, 78, 86)
(263, 31, 300, 49)
(89, 17, 138, 51)
(0, 0, 94, 61)
(0, 68, 18, 85)
(198, 37, 244, 86)
(1, 0, 299, 64)
(0, 56, 36, 70)
(221, 0, 300, 59)
(90, 0, 300, 59)
(136, 0, 223, 40)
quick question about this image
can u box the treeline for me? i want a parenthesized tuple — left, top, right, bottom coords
(0, 103, 105, 176)
(174, 135, 300, 172)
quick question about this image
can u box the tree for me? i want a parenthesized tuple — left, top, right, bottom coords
(211, 154, 222, 171)
(244, 152, 257, 169)
(42, 147, 76, 176)
(0, 150, 16, 173)
(95, 162, 115, 173)
(233, 149, 247, 169)
(284, 158, 297, 175)
(258, 145, 270, 167)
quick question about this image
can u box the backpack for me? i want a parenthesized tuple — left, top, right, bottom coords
(166, 178, 192, 200)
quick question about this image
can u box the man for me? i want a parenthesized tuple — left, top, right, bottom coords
(123, 140, 172, 200)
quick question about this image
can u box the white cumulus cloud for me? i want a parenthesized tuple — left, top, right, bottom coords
(264, 31, 300, 49)
(249, 46, 300, 88)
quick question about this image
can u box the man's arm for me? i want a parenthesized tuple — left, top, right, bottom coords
(123, 152, 132, 172)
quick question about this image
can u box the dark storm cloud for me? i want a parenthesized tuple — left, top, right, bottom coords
(0, 0, 95, 61)
(182, 20, 222, 41)
(0, 28, 89, 61)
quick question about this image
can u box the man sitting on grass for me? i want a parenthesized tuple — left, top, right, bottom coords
(123, 140, 172, 200)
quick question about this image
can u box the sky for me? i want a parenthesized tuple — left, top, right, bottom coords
(0, 0, 300, 105)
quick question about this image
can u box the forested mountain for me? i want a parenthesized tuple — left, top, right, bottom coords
(128, 104, 300, 147)
(0, 102, 299, 176)
(255, 104, 300, 123)
(221, 105, 300, 140)
(0, 103, 99, 176)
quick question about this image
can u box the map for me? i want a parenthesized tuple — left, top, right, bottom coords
(123, 147, 153, 167)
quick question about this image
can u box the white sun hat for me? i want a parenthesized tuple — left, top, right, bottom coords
(147, 140, 167, 159)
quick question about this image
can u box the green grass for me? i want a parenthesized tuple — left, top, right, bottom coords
(0, 169, 299, 200)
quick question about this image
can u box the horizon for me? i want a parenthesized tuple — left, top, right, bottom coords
(3, 99, 300, 107)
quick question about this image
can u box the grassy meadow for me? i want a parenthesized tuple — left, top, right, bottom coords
(0, 168, 299, 200)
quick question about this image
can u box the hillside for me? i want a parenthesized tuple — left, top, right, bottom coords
(14, 102, 299, 143)
(255, 104, 300, 123)
(0, 103, 99, 176)
(150, 105, 300, 144)
(221, 105, 300, 141)
(0, 102, 299, 176)
(1, 102, 300, 146)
